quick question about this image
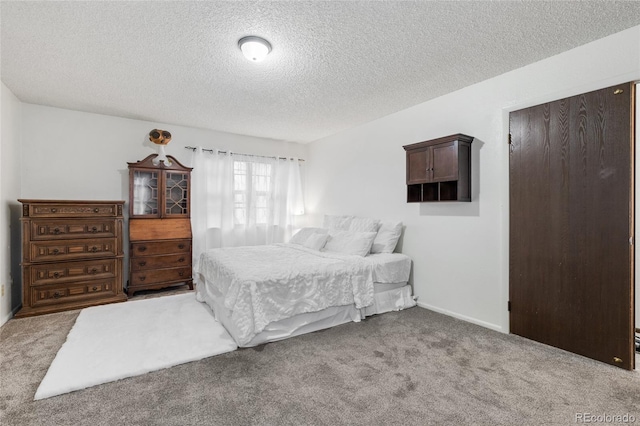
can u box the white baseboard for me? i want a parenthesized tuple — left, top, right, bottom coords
(1, 305, 20, 327)
(416, 301, 504, 333)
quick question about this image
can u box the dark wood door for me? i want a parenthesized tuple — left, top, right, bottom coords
(509, 83, 635, 370)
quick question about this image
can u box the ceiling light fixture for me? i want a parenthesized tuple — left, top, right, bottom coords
(238, 36, 272, 62)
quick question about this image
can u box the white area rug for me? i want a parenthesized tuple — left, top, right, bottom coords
(35, 293, 237, 400)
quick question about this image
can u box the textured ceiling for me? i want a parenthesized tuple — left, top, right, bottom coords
(2, 1, 640, 143)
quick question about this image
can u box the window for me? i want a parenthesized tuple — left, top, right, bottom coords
(233, 160, 273, 225)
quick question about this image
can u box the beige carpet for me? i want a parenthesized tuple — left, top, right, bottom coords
(1, 290, 639, 425)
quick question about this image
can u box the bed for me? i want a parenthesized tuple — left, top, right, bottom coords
(195, 217, 416, 347)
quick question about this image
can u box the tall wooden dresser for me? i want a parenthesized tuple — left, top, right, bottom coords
(127, 154, 193, 297)
(16, 199, 127, 317)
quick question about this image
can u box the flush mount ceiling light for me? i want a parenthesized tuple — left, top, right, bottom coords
(238, 36, 272, 62)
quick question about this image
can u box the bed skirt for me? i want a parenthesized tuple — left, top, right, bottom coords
(196, 278, 417, 347)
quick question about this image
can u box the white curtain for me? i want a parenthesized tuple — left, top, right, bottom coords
(190, 148, 304, 279)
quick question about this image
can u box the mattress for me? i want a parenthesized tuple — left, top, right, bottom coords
(365, 252, 412, 283)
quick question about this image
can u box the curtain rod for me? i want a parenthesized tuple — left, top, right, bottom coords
(184, 146, 304, 162)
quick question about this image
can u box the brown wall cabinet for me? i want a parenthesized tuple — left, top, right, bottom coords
(403, 134, 473, 202)
(127, 154, 193, 296)
(16, 199, 127, 317)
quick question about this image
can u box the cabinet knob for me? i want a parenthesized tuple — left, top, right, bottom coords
(53, 227, 61, 234)
(51, 208, 57, 213)
(94, 208, 100, 213)
(92, 286, 98, 291)
(52, 248, 60, 255)
(179, 271, 184, 277)
(178, 257, 185, 263)
(139, 261, 146, 267)
(53, 272, 60, 278)
(139, 276, 146, 281)
(178, 244, 185, 249)
(138, 246, 147, 252)
(90, 268, 98, 274)
(91, 226, 98, 233)
(89, 246, 98, 253)
(53, 291, 62, 299)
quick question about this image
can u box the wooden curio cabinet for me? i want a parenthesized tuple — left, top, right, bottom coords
(403, 134, 474, 202)
(127, 154, 193, 296)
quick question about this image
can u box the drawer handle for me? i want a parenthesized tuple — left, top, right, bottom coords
(91, 226, 98, 233)
(53, 272, 60, 278)
(178, 257, 185, 263)
(92, 286, 98, 291)
(52, 248, 60, 255)
(138, 261, 147, 267)
(89, 246, 98, 253)
(53, 291, 62, 299)
(51, 208, 57, 213)
(138, 246, 147, 252)
(94, 208, 100, 213)
(139, 276, 146, 281)
(53, 227, 61, 234)
(90, 268, 98, 274)
(178, 244, 185, 249)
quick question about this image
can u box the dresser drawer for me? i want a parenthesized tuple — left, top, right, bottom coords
(26, 202, 121, 218)
(30, 219, 118, 240)
(130, 267, 191, 286)
(130, 240, 191, 257)
(30, 279, 117, 308)
(27, 258, 117, 286)
(29, 238, 118, 262)
(131, 253, 191, 271)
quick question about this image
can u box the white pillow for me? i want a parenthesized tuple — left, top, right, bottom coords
(289, 227, 328, 245)
(349, 217, 380, 232)
(371, 221, 403, 253)
(324, 230, 376, 257)
(323, 215, 353, 230)
(303, 233, 329, 251)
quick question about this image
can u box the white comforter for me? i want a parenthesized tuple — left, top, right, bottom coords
(196, 243, 374, 346)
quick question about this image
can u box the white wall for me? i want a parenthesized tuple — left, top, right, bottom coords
(306, 25, 640, 333)
(1, 82, 23, 325)
(20, 104, 307, 200)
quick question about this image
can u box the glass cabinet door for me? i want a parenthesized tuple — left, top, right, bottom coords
(132, 170, 159, 215)
(165, 172, 189, 216)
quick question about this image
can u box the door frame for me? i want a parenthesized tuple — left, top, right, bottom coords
(500, 80, 639, 342)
